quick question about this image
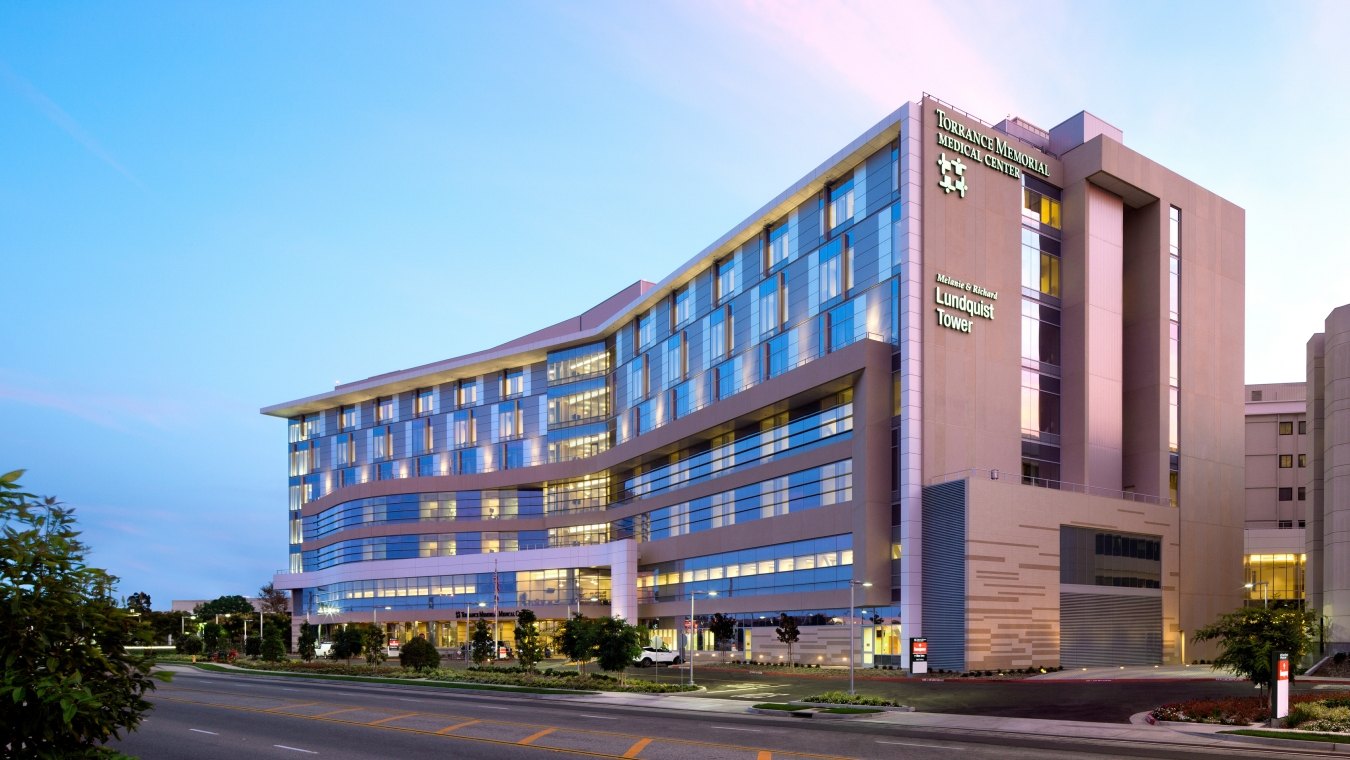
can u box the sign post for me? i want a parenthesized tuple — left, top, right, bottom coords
(910, 637, 929, 675)
(1271, 651, 1290, 725)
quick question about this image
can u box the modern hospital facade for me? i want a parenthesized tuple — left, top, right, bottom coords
(267, 95, 1246, 671)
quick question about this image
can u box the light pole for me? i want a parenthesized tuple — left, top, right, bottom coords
(849, 580, 872, 695)
(688, 590, 717, 687)
(1245, 581, 1270, 609)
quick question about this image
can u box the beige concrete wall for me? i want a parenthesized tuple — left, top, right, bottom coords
(1310, 305, 1350, 642)
(964, 477, 1178, 669)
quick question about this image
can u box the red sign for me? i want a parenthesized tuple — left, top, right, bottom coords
(913, 641, 928, 656)
(1278, 659, 1290, 681)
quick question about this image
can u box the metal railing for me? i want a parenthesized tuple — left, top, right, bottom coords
(926, 467, 1168, 506)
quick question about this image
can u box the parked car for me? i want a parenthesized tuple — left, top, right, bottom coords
(633, 646, 681, 666)
(314, 641, 334, 657)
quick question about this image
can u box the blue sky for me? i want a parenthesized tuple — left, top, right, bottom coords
(2, 1, 1346, 609)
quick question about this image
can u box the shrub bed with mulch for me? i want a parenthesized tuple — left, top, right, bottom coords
(227, 659, 697, 693)
(1151, 691, 1350, 726)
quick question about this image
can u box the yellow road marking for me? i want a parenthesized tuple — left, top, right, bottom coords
(310, 706, 364, 718)
(268, 701, 319, 711)
(622, 737, 652, 757)
(368, 711, 419, 725)
(518, 726, 557, 745)
(436, 718, 481, 734)
(155, 694, 853, 760)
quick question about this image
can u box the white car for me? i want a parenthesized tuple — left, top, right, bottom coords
(314, 641, 334, 657)
(633, 646, 681, 666)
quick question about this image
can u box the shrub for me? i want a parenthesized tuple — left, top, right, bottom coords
(399, 637, 441, 673)
(1289, 702, 1350, 732)
(801, 690, 899, 707)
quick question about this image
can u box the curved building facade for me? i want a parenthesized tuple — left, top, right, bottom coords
(268, 95, 1245, 670)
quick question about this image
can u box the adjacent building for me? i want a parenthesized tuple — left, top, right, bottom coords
(1243, 382, 1309, 607)
(1307, 305, 1350, 646)
(266, 95, 1246, 671)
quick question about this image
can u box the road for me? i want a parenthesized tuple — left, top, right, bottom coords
(108, 665, 1340, 759)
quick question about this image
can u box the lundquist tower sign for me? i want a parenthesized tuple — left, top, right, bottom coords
(933, 107, 1050, 181)
(934, 272, 997, 334)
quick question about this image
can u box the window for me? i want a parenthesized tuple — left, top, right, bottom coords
(413, 418, 433, 455)
(1021, 229, 1061, 298)
(497, 400, 521, 440)
(341, 404, 359, 430)
(502, 368, 525, 398)
(452, 410, 475, 447)
(758, 275, 783, 336)
(708, 305, 730, 361)
(1299, 420, 1307, 434)
(715, 257, 736, 304)
(415, 388, 435, 416)
(665, 334, 686, 387)
(1279, 421, 1293, 435)
(457, 380, 478, 407)
(819, 237, 849, 305)
(1278, 520, 1293, 529)
(372, 425, 392, 460)
(1299, 454, 1307, 468)
(636, 311, 655, 350)
(376, 396, 395, 423)
(1023, 187, 1061, 229)
(828, 176, 855, 229)
(1280, 454, 1293, 468)
(336, 433, 355, 466)
(1278, 487, 1293, 501)
(1298, 486, 1307, 501)
(1251, 390, 1263, 401)
(767, 221, 789, 269)
(672, 285, 692, 328)
(629, 355, 649, 400)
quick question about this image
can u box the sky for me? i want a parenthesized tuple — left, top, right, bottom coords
(2, 1, 1346, 610)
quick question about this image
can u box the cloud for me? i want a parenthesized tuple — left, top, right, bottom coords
(0, 371, 191, 432)
(0, 58, 145, 189)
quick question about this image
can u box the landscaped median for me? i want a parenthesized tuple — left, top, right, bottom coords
(186, 659, 699, 694)
(749, 691, 913, 720)
(1148, 691, 1350, 748)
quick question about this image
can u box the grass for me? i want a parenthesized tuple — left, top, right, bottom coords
(1223, 729, 1346, 744)
(752, 703, 814, 711)
(188, 663, 596, 695)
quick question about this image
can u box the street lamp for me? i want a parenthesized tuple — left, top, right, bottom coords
(688, 590, 717, 687)
(849, 580, 873, 695)
(1244, 581, 1269, 609)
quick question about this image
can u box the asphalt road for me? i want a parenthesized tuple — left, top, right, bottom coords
(108, 666, 1341, 760)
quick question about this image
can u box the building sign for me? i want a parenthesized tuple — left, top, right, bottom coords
(455, 609, 519, 619)
(1272, 652, 1290, 721)
(932, 107, 1050, 197)
(934, 273, 997, 334)
(910, 636, 928, 675)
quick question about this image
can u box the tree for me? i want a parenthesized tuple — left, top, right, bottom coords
(557, 614, 597, 673)
(257, 582, 290, 614)
(470, 619, 494, 666)
(244, 636, 261, 658)
(261, 627, 286, 662)
(709, 613, 736, 650)
(593, 617, 643, 682)
(1193, 606, 1316, 689)
(775, 613, 800, 666)
(361, 624, 388, 666)
(399, 636, 441, 672)
(0, 469, 163, 757)
(513, 609, 544, 671)
(196, 595, 254, 617)
(125, 591, 152, 614)
(179, 634, 204, 660)
(331, 626, 364, 664)
(202, 622, 225, 653)
(298, 623, 318, 662)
